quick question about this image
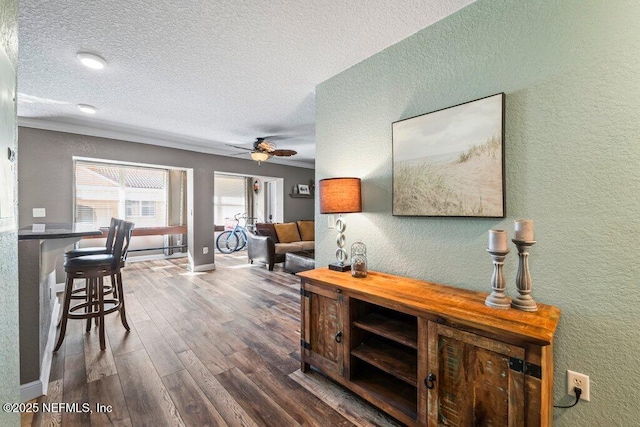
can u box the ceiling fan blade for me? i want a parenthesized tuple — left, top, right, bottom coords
(226, 144, 252, 151)
(272, 149, 297, 157)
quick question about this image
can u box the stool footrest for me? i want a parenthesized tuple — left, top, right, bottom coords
(70, 284, 114, 299)
(68, 300, 121, 319)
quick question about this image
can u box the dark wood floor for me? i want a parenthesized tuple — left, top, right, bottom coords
(23, 253, 400, 426)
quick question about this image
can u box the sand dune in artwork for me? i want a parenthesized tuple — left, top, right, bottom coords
(394, 137, 503, 216)
(431, 150, 502, 214)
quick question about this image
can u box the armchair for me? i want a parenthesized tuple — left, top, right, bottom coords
(246, 231, 281, 271)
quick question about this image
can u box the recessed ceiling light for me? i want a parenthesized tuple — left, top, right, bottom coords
(77, 52, 106, 70)
(77, 104, 97, 114)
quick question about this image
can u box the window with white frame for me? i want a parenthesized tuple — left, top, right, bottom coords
(75, 160, 168, 227)
(214, 174, 248, 226)
(141, 201, 156, 217)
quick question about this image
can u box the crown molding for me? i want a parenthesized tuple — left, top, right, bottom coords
(17, 117, 315, 170)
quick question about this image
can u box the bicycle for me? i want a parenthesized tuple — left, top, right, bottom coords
(216, 213, 256, 253)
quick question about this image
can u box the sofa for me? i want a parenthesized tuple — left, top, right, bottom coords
(247, 220, 314, 270)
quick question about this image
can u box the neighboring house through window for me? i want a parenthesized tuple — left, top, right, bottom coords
(75, 160, 168, 227)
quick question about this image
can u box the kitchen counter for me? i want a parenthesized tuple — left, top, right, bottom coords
(18, 222, 104, 240)
(18, 223, 102, 400)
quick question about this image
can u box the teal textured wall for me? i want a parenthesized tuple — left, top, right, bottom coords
(0, 0, 20, 425)
(315, 0, 640, 424)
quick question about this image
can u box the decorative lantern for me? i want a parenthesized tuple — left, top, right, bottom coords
(350, 242, 367, 278)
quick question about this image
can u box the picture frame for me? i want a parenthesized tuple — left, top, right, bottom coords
(392, 93, 505, 218)
(297, 184, 311, 195)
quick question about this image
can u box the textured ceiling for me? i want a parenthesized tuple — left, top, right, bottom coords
(17, 0, 475, 167)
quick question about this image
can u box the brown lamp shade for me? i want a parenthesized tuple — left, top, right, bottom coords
(319, 177, 362, 214)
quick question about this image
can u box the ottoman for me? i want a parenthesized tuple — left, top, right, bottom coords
(284, 251, 315, 274)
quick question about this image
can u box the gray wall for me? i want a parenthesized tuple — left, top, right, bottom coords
(0, 0, 20, 424)
(315, 0, 640, 425)
(17, 239, 47, 385)
(18, 127, 315, 268)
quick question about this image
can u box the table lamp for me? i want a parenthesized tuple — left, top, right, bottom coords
(319, 177, 362, 272)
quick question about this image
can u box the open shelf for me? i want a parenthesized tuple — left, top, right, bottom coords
(351, 336, 417, 386)
(300, 268, 559, 426)
(289, 193, 314, 199)
(353, 311, 417, 349)
(351, 364, 417, 421)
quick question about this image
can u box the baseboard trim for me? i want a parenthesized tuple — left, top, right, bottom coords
(40, 297, 60, 395)
(21, 297, 60, 401)
(54, 282, 65, 294)
(127, 252, 188, 263)
(20, 380, 43, 403)
(188, 262, 216, 272)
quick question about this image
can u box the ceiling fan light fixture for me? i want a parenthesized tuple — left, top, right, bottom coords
(251, 151, 270, 162)
(77, 52, 106, 70)
(77, 104, 97, 114)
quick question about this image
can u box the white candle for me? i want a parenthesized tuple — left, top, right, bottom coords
(488, 229, 508, 252)
(514, 220, 534, 241)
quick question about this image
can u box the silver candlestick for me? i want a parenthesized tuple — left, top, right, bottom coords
(511, 239, 538, 312)
(485, 249, 511, 309)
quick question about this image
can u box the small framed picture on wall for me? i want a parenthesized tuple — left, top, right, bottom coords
(297, 184, 311, 195)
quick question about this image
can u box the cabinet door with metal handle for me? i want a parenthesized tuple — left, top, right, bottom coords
(427, 321, 526, 426)
(302, 283, 345, 377)
(425, 373, 436, 389)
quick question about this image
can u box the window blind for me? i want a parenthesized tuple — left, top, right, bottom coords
(75, 161, 168, 227)
(214, 174, 247, 226)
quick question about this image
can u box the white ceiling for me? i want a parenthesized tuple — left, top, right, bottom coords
(17, 0, 475, 168)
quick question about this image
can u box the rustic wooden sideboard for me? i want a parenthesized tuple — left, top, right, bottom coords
(298, 268, 561, 426)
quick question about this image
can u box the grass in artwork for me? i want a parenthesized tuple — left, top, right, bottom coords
(457, 135, 501, 164)
(394, 136, 502, 216)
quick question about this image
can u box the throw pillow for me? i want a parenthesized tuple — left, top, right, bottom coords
(297, 220, 315, 241)
(274, 222, 301, 243)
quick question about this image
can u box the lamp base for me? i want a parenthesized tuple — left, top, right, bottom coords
(328, 263, 351, 272)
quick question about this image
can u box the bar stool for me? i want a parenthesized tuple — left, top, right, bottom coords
(66, 217, 120, 258)
(64, 217, 122, 303)
(55, 220, 134, 351)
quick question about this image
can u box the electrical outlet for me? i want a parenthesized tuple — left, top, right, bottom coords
(567, 370, 590, 401)
(327, 215, 335, 229)
(203, 247, 209, 255)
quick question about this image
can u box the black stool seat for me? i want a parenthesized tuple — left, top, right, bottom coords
(63, 217, 121, 301)
(65, 246, 109, 259)
(64, 254, 114, 269)
(62, 253, 117, 302)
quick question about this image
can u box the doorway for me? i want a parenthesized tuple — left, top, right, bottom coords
(265, 180, 281, 223)
(213, 172, 283, 250)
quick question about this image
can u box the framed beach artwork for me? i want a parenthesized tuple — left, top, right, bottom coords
(392, 93, 505, 217)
